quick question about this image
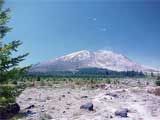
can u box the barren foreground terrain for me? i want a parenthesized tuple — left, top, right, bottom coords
(17, 79, 160, 120)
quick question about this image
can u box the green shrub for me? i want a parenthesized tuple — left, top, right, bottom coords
(40, 113, 52, 120)
(113, 79, 120, 84)
(157, 76, 160, 80)
(47, 82, 53, 87)
(10, 113, 26, 120)
(0, 85, 25, 106)
(155, 80, 160, 86)
(105, 79, 111, 84)
(37, 76, 41, 81)
(11, 81, 18, 85)
(40, 80, 45, 86)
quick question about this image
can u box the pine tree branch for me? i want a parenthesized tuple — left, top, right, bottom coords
(0, 53, 29, 71)
(0, 40, 22, 54)
(0, 8, 10, 25)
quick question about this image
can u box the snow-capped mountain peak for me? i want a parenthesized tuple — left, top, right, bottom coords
(30, 50, 159, 73)
(57, 50, 91, 62)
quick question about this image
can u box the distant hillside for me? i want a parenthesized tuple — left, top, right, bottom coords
(29, 50, 159, 75)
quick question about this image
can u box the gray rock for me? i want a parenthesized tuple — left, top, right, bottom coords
(63, 111, 66, 113)
(80, 103, 94, 111)
(0, 103, 20, 119)
(81, 96, 88, 98)
(62, 95, 65, 97)
(40, 99, 47, 102)
(106, 92, 118, 98)
(26, 105, 35, 109)
(115, 108, 129, 117)
(25, 110, 37, 115)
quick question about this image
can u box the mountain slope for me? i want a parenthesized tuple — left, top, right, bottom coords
(30, 50, 158, 73)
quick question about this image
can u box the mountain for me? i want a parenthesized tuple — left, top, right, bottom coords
(29, 50, 159, 73)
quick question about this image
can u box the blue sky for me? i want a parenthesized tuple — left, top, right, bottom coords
(4, 0, 160, 68)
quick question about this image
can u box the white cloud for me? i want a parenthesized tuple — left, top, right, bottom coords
(88, 17, 97, 22)
(99, 27, 107, 32)
(92, 18, 97, 21)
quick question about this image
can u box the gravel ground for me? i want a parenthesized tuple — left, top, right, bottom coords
(17, 83, 160, 120)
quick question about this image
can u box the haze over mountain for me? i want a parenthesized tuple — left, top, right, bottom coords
(30, 50, 158, 73)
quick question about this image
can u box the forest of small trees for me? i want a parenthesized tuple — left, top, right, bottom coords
(28, 68, 145, 78)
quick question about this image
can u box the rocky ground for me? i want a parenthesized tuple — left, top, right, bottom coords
(17, 79, 160, 120)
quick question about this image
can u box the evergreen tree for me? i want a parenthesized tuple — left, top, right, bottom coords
(0, 0, 29, 116)
(151, 72, 154, 77)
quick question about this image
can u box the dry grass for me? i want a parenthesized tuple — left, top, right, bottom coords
(147, 87, 160, 96)
(153, 87, 160, 96)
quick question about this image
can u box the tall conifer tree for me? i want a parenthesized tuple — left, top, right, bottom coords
(0, 0, 29, 107)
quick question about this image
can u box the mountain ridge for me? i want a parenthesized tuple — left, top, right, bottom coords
(30, 50, 159, 73)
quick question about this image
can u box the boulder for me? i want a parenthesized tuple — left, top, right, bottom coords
(80, 103, 94, 111)
(25, 110, 37, 116)
(106, 92, 118, 98)
(115, 108, 129, 117)
(62, 95, 65, 97)
(25, 105, 35, 109)
(81, 96, 88, 99)
(0, 103, 20, 119)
